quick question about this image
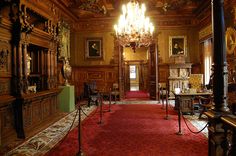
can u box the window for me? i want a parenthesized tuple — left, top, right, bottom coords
(201, 39, 213, 85)
(130, 65, 136, 79)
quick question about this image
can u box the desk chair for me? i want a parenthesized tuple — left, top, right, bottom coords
(83, 82, 99, 107)
(111, 83, 119, 102)
(197, 95, 213, 119)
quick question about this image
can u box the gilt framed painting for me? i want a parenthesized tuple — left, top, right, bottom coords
(169, 36, 187, 57)
(85, 38, 103, 59)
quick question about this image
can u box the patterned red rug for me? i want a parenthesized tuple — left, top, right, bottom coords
(46, 104, 208, 156)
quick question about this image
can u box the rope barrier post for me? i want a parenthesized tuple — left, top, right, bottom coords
(77, 101, 84, 156)
(98, 93, 103, 124)
(114, 91, 117, 104)
(109, 91, 111, 112)
(161, 88, 165, 110)
(164, 90, 170, 120)
(176, 101, 183, 135)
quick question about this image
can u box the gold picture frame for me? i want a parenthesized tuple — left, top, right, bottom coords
(226, 27, 236, 55)
(85, 38, 103, 59)
(169, 36, 187, 57)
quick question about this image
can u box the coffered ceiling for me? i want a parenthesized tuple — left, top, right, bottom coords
(59, 0, 206, 19)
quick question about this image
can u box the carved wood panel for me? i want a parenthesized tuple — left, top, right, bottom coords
(31, 101, 42, 124)
(20, 90, 60, 138)
(0, 48, 9, 72)
(149, 44, 158, 100)
(42, 98, 51, 119)
(0, 96, 17, 146)
(23, 103, 32, 128)
(158, 64, 169, 83)
(71, 66, 118, 97)
(0, 40, 11, 96)
(0, 79, 11, 95)
(0, 103, 16, 143)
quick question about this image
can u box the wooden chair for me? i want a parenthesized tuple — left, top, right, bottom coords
(197, 95, 213, 119)
(111, 83, 119, 102)
(83, 82, 99, 107)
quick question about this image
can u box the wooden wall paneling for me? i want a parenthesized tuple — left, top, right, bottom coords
(42, 98, 50, 119)
(119, 46, 125, 99)
(31, 101, 42, 125)
(0, 0, 75, 149)
(20, 89, 61, 137)
(0, 34, 12, 96)
(23, 102, 32, 129)
(0, 97, 17, 146)
(124, 62, 130, 92)
(143, 63, 149, 91)
(71, 66, 118, 97)
(149, 44, 158, 100)
(158, 64, 169, 83)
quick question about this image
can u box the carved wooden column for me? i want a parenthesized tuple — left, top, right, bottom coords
(47, 49, 51, 89)
(118, 45, 124, 99)
(52, 49, 57, 88)
(124, 61, 130, 92)
(50, 49, 54, 87)
(149, 43, 158, 100)
(17, 41, 24, 95)
(54, 49, 58, 88)
(22, 36, 28, 94)
(205, 0, 230, 155)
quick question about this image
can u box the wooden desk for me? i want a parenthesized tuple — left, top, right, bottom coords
(174, 91, 212, 135)
(174, 92, 212, 114)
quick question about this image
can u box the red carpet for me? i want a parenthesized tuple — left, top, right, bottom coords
(47, 104, 208, 156)
(125, 91, 150, 100)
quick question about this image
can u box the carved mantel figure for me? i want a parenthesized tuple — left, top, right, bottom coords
(26, 53, 31, 76)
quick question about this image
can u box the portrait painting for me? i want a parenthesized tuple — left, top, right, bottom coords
(169, 36, 187, 57)
(85, 38, 103, 59)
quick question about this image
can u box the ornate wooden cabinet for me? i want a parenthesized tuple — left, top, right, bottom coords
(0, 0, 74, 147)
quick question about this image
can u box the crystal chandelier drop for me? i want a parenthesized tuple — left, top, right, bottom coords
(114, 0, 154, 52)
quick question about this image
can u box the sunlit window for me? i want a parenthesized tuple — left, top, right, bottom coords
(130, 65, 136, 79)
(202, 38, 213, 85)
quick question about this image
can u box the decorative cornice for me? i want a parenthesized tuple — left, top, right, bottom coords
(199, 24, 212, 40)
(75, 16, 196, 32)
(51, 0, 78, 22)
(21, 0, 55, 20)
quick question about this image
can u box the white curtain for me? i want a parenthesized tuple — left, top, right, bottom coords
(203, 38, 213, 85)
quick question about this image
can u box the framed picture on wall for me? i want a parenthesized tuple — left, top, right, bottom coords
(58, 21, 70, 60)
(85, 38, 103, 59)
(169, 36, 187, 57)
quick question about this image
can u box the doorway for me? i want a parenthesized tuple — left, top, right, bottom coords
(129, 65, 139, 91)
(117, 44, 158, 100)
(123, 46, 149, 94)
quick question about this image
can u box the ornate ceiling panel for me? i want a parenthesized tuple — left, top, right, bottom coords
(61, 0, 205, 19)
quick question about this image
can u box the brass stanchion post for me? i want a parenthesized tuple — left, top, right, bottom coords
(176, 101, 183, 135)
(164, 89, 170, 120)
(109, 91, 111, 112)
(77, 102, 84, 156)
(98, 93, 103, 124)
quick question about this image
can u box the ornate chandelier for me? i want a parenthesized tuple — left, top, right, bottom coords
(114, 0, 154, 52)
